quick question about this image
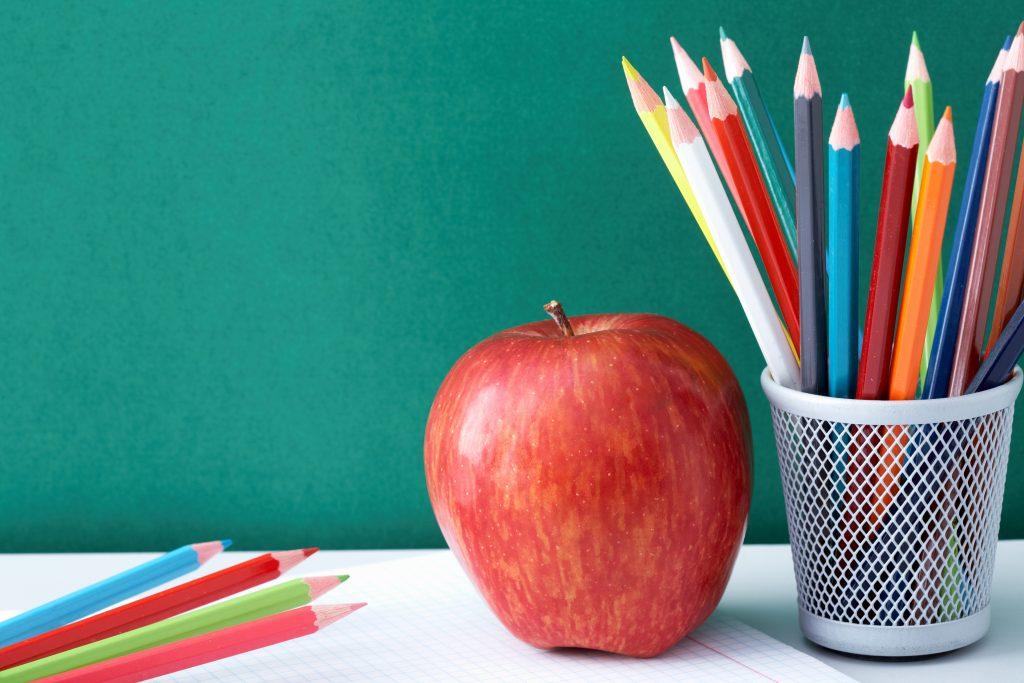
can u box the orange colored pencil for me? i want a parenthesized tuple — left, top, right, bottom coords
(889, 108, 957, 399)
(702, 59, 801, 348)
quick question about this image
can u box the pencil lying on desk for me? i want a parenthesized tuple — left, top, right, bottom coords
(665, 88, 800, 389)
(0, 541, 229, 649)
(721, 28, 797, 256)
(857, 88, 918, 402)
(41, 603, 366, 683)
(889, 108, 957, 400)
(827, 94, 859, 398)
(923, 38, 1009, 399)
(0, 576, 347, 682)
(948, 27, 1024, 396)
(0, 549, 318, 671)
(794, 37, 827, 394)
(702, 59, 801, 349)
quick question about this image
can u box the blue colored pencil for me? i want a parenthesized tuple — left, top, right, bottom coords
(0, 540, 229, 648)
(922, 38, 1010, 399)
(827, 94, 860, 398)
(966, 293, 1024, 393)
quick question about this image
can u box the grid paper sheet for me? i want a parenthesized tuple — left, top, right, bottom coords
(163, 552, 853, 682)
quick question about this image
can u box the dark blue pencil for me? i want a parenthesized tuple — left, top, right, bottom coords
(922, 38, 1010, 399)
(966, 295, 1024, 393)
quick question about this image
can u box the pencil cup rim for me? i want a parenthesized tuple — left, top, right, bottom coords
(760, 366, 1022, 424)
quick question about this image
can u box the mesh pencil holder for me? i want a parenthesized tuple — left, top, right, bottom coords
(761, 367, 1022, 657)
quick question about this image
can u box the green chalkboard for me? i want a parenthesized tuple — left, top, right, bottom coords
(0, 1, 1022, 550)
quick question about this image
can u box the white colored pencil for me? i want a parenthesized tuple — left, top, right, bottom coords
(664, 87, 800, 388)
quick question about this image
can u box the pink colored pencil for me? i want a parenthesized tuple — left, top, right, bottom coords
(670, 37, 747, 224)
(41, 604, 366, 683)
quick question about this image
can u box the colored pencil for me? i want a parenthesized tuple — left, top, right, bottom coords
(923, 38, 1010, 398)
(905, 32, 942, 387)
(671, 37, 747, 226)
(42, 603, 366, 683)
(0, 576, 346, 682)
(992, 136, 1024, 343)
(967, 294, 1024, 393)
(890, 109, 957, 399)
(827, 94, 860, 398)
(622, 57, 728, 278)
(0, 549, 317, 671)
(0, 541, 229, 649)
(702, 59, 801, 348)
(721, 28, 797, 256)
(794, 37, 826, 394)
(665, 89, 800, 389)
(948, 28, 1024, 396)
(857, 89, 919, 400)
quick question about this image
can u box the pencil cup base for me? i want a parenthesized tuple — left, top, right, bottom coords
(799, 606, 990, 657)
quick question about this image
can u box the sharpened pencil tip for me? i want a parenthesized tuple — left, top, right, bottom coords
(221, 539, 232, 550)
(662, 86, 681, 109)
(1018, 21, 1023, 36)
(302, 547, 319, 557)
(902, 86, 914, 107)
(911, 30, 920, 48)
(701, 57, 718, 81)
(839, 92, 850, 109)
(801, 36, 812, 55)
(621, 56, 637, 79)
(942, 105, 952, 121)
(337, 574, 349, 582)
(1005, 35, 1013, 50)
(719, 26, 727, 41)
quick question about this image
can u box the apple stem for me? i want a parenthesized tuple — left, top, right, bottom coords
(543, 300, 575, 337)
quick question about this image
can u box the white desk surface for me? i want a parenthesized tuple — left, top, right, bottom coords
(0, 541, 1020, 682)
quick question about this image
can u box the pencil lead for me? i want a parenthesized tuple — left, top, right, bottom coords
(719, 26, 728, 41)
(890, 88, 919, 147)
(801, 36, 812, 55)
(911, 30, 920, 48)
(221, 539, 233, 550)
(942, 105, 953, 121)
(701, 57, 719, 82)
(839, 92, 850, 109)
(905, 32, 931, 83)
(902, 86, 914, 107)
(621, 56, 639, 81)
(302, 546, 319, 557)
(1004, 35, 1013, 50)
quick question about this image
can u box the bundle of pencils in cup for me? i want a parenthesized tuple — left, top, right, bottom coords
(623, 22, 1024, 400)
(625, 23, 1024, 621)
(0, 541, 364, 682)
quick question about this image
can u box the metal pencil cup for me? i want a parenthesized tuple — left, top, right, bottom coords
(761, 367, 1021, 657)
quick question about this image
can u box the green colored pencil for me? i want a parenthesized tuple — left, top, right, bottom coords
(720, 27, 797, 257)
(906, 31, 939, 390)
(0, 576, 347, 682)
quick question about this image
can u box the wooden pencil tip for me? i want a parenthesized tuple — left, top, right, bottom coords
(902, 86, 914, 107)
(662, 86, 680, 109)
(314, 603, 367, 629)
(928, 109, 956, 163)
(701, 57, 718, 81)
(801, 36, 812, 55)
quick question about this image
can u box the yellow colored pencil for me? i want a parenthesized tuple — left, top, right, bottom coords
(622, 57, 728, 278)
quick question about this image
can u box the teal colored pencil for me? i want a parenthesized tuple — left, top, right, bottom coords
(827, 94, 860, 398)
(721, 28, 797, 257)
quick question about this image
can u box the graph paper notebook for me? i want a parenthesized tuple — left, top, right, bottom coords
(161, 552, 852, 682)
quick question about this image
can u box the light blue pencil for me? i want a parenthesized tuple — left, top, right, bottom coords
(0, 540, 229, 647)
(827, 94, 860, 398)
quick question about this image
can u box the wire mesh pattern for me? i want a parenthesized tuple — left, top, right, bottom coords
(769, 405, 1013, 627)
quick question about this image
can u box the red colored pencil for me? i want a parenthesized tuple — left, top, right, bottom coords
(670, 37, 747, 225)
(702, 59, 801, 348)
(41, 603, 365, 683)
(983, 28, 1024, 357)
(0, 549, 317, 671)
(949, 28, 1024, 395)
(856, 89, 919, 400)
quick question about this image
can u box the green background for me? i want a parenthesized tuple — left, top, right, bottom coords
(1, 1, 1022, 551)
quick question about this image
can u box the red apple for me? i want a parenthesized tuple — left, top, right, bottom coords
(424, 302, 751, 657)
